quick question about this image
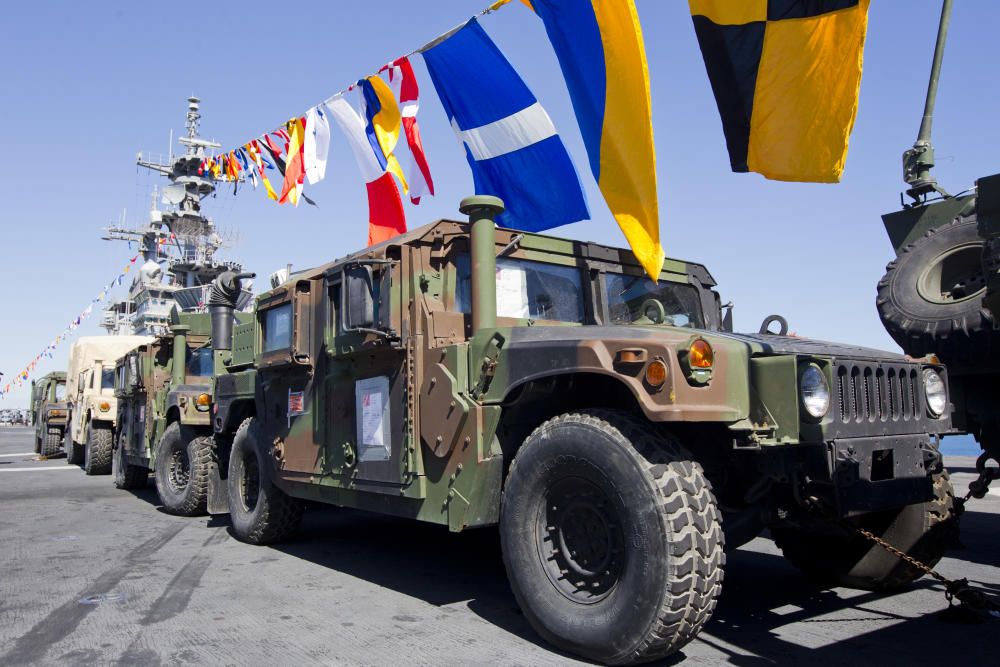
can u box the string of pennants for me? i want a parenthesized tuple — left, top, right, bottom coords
(192, 0, 871, 283)
(0, 252, 148, 399)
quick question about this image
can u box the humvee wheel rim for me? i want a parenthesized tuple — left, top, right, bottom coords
(240, 451, 260, 512)
(167, 447, 190, 491)
(539, 477, 624, 604)
(915, 242, 986, 305)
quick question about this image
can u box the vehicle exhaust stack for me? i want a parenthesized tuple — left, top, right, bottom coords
(459, 195, 504, 334)
(208, 271, 255, 351)
(170, 324, 190, 386)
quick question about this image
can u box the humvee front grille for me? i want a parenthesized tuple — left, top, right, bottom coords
(834, 362, 921, 424)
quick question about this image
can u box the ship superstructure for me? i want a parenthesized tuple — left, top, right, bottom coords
(102, 98, 251, 336)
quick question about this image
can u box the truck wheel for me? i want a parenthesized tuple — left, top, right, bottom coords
(500, 410, 725, 665)
(154, 422, 213, 516)
(65, 437, 84, 465)
(772, 471, 958, 591)
(113, 431, 148, 490)
(84, 423, 113, 475)
(41, 429, 63, 457)
(227, 418, 303, 545)
(877, 215, 996, 362)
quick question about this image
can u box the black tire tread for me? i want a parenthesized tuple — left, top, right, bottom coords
(41, 429, 62, 457)
(508, 410, 725, 665)
(154, 423, 214, 516)
(84, 424, 113, 475)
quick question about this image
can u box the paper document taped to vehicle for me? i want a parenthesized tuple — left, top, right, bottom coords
(355, 376, 390, 461)
(496, 263, 529, 318)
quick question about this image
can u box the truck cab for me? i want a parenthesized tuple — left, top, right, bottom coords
(30, 372, 68, 457)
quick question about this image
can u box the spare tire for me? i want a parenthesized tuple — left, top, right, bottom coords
(877, 215, 996, 363)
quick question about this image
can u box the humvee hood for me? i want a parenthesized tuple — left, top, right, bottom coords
(506, 326, 909, 362)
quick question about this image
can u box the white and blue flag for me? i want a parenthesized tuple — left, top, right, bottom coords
(422, 19, 588, 232)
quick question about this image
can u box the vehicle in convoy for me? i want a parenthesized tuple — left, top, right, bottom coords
(66, 336, 154, 474)
(30, 372, 68, 456)
(113, 308, 247, 515)
(195, 196, 957, 665)
(875, 1, 1000, 476)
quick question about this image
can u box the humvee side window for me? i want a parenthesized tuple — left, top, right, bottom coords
(605, 274, 705, 328)
(101, 368, 115, 390)
(186, 347, 214, 377)
(262, 303, 293, 352)
(54, 382, 66, 401)
(455, 255, 585, 323)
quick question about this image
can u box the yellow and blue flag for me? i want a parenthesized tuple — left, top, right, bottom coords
(690, 0, 870, 183)
(526, 0, 663, 280)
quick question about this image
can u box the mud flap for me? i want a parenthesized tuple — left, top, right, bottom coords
(207, 459, 229, 515)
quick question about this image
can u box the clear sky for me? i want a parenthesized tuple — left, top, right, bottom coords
(1, 1, 997, 406)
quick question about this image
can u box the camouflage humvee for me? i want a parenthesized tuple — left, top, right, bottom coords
(112, 308, 242, 516)
(30, 372, 68, 457)
(205, 197, 956, 665)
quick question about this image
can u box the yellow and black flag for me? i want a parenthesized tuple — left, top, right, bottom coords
(690, 0, 869, 183)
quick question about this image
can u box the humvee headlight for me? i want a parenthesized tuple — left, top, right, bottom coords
(688, 339, 713, 369)
(195, 393, 211, 411)
(98, 401, 110, 412)
(923, 369, 947, 417)
(644, 359, 668, 388)
(799, 365, 830, 419)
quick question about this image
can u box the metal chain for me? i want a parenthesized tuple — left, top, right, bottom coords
(855, 527, 946, 582)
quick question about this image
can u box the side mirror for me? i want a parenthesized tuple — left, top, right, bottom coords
(722, 302, 734, 332)
(344, 265, 375, 330)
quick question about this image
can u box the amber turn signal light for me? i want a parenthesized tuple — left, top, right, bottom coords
(196, 393, 211, 407)
(98, 401, 110, 412)
(644, 359, 668, 387)
(688, 339, 713, 369)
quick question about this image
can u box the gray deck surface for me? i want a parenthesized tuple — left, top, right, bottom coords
(0, 425, 996, 665)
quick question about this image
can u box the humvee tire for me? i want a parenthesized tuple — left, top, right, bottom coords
(227, 418, 303, 545)
(500, 410, 725, 665)
(772, 471, 957, 591)
(65, 439, 84, 465)
(41, 429, 62, 458)
(113, 432, 148, 490)
(877, 216, 994, 362)
(84, 423, 113, 475)
(154, 422, 213, 516)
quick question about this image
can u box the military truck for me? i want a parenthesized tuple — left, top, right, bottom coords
(66, 336, 154, 473)
(199, 197, 956, 665)
(875, 0, 1000, 487)
(113, 308, 246, 516)
(30, 372, 68, 457)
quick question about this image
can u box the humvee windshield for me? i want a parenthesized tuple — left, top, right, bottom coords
(54, 382, 66, 401)
(605, 274, 704, 328)
(456, 255, 585, 323)
(186, 347, 214, 377)
(101, 368, 115, 390)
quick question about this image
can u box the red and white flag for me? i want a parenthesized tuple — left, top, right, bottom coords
(381, 56, 435, 205)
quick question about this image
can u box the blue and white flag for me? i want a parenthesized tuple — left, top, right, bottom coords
(421, 18, 588, 232)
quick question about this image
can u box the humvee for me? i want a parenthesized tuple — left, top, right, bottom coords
(30, 372, 68, 457)
(113, 308, 247, 515)
(204, 197, 956, 664)
(65, 336, 154, 473)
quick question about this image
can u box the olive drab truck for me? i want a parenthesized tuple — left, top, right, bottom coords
(65, 336, 154, 474)
(113, 307, 249, 516)
(197, 196, 958, 665)
(875, 0, 1000, 497)
(30, 372, 68, 457)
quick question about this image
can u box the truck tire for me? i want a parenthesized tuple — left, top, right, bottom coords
(65, 438, 84, 465)
(41, 429, 63, 457)
(877, 215, 995, 362)
(154, 422, 213, 516)
(84, 423, 113, 475)
(113, 431, 148, 490)
(500, 410, 725, 665)
(772, 471, 957, 591)
(227, 418, 303, 544)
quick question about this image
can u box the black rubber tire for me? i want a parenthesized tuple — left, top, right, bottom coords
(228, 418, 303, 545)
(65, 437, 84, 465)
(84, 423, 113, 475)
(154, 422, 213, 516)
(877, 215, 996, 362)
(113, 430, 148, 490)
(500, 410, 725, 665)
(772, 471, 958, 591)
(40, 429, 63, 457)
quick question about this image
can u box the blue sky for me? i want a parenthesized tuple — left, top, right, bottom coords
(1, 1, 997, 405)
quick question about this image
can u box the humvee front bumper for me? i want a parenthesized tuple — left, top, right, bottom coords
(762, 434, 939, 518)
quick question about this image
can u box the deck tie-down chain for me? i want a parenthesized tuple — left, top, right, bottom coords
(956, 453, 999, 511)
(851, 509, 1000, 621)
